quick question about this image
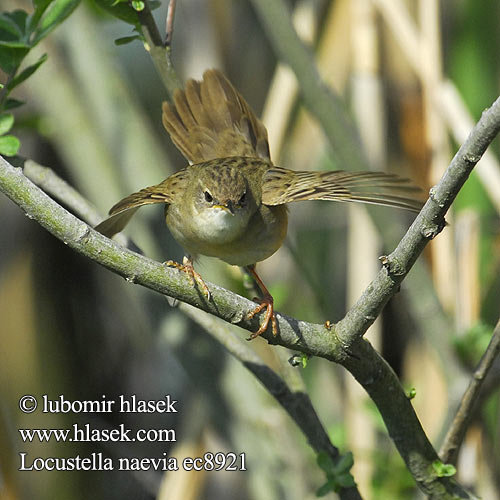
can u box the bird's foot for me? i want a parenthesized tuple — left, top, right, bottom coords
(246, 295, 278, 340)
(164, 257, 211, 300)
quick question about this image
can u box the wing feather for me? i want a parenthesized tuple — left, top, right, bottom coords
(261, 167, 423, 212)
(94, 170, 188, 237)
(162, 69, 270, 163)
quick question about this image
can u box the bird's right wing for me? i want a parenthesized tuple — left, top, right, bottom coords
(94, 169, 188, 238)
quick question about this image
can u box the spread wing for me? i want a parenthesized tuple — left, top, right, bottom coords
(94, 170, 188, 237)
(261, 167, 423, 212)
(162, 69, 270, 163)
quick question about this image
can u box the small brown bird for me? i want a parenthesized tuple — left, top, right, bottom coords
(96, 69, 422, 339)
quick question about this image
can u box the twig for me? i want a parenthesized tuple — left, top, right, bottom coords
(335, 95, 500, 347)
(135, 0, 182, 96)
(164, 0, 177, 47)
(440, 318, 500, 465)
(180, 304, 363, 500)
(249, 0, 467, 392)
(13, 158, 102, 225)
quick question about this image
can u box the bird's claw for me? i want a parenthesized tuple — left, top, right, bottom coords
(246, 296, 278, 340)
(164, 258, 211, 300)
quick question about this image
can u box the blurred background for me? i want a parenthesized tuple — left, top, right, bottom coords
(1, 0, 500, 498)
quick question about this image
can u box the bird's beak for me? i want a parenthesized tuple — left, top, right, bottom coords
(214, 201, 235, 214)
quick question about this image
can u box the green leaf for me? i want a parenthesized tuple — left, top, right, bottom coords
(0, 135, 21, 156)
(29, 0, 55, 34)
(0, 13, 24, 40)
(31, 0, 81, 44)
(301, 354, 309, 368)
(406, 387, 417, 400)
(0, 39, 31, 48)
(3, 98, 25, 110)
(336, 472, 356, 488)
(114, 35, 142, 46)
(131, 0, 145, 11)
(93, 0, 140, 27)
(0, 44, 30, 73)
(6, 53, 48, 91)
(3, 10, 29, 38)
(0, 113, 14, 135)
(316, 451, 355, 496)
(316, 481, 335, 497)
(432, 460, 457, 478)
(149, 1, 161, 10)
(316, 451, 335, 472)
(332, 452, 354, 476)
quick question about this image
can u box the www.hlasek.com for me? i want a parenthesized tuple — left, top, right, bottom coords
(17, 394, 246, 472)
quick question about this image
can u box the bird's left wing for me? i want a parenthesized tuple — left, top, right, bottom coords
(261, 167, 423, 212)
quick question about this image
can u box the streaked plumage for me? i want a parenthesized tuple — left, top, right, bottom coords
(95, 69, 423, 338)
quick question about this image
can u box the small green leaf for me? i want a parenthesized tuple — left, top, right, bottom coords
(0, 134, 21, 156)
(7, 53, 48, 91)
(29, 0, 56, 34)
(0, 13, 24, 40)
(3, 10, 29, 38)
(332, 452, 354, 475)
(93, 0, 140, 27)
(301, 354, 309, 368)
(432, 460, 457, 478)
(131, 0, 145, 11)
(316, 451, 335, 472)
(316, 481, 335, 497)
(114, 35, 142, 46)
(0, 113, 14, 135)
(336, 472, 356, 488)
(0, 45, 30, 73)
(149, 0, 161, 10)
(0, 39, 31, 48)
(3, 98, 25, 110)
(31, 0, 81, 45)
(406, 387, 417, 400)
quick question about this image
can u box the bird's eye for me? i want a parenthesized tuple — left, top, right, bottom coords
(204, 191, 213, 203)
(239, 192, 246, 204)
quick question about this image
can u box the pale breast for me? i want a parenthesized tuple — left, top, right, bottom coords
(166, 203, 288, 267)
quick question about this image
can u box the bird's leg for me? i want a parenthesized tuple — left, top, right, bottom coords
(164, 256, 211, 299)
(245, 265, 278, 340)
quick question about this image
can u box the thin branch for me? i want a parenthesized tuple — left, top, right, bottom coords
(248, 0, 467, 392)
(180, 304, 363, 500)
(335, 95, 500, 348)
(164, 0, 177, 47)
(440, 318, 500, 465)
(135, 0, 182, 96)
(15, 158, 102, 225)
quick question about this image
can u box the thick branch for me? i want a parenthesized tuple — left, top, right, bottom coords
(2, 156, 360, 498)
(181, 304, 362, 500)
(440, 318, 500, 464)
